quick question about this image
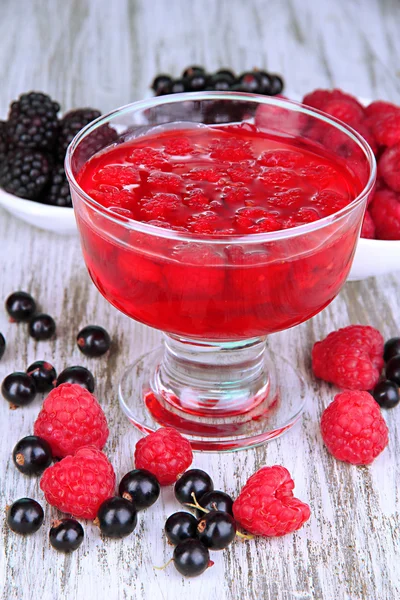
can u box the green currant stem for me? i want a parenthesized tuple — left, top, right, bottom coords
(154, 558, 173, 571)
(236, 530, 254, 540)
(184, 492, 209, 514)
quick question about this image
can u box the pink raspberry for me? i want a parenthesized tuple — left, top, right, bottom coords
(34, 383, 109, 458)
(369, 188, 400, 240)
(312, 325, 384, 390)
(323, 98, 364, 126)
(40, 447, 116, 519)
(365, 100, 400, 119)
(372, 112, 400, 148)
(353, 122, 378, 156)
(134, 427, 193, 486)
(378, 143, 400, 192)
(233, 466, 310, 537)
(320, 391, 388, 465)
(302, 89, 363, 112)
(361, 211, 376, 239)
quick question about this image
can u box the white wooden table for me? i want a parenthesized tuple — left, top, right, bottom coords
(1, 1, 400, 599)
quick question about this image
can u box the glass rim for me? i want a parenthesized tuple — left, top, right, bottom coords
(65, 91, 377, 245)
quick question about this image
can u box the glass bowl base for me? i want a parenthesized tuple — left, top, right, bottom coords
(118, 345, 307, 452)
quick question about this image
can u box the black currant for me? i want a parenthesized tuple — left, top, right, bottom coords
(49, 518, 84, 552)
(372, 380, 399, 409)
(237, 72, 262, 93)
(28, 314, 56, 341)
(0, 332, 5, 360)
(119, 469, 160, 510)
(197, 511, 236, 550)
(151, 74, 173, 95)
(13, 435, 52, 475)
(6, 498, 44, 534)
(386, 356, 400, 386)
(165, 512, 198, 546)
(269, 74, 284, 95)
(26, 360, 57, 392)
(384, 337, 400, 363)
(96, 497, 137, 538)
(208, 73, 233, 91)
(257, 70, 273, 95)
(171, 79, 188, 94)
(2, 372, 36, 407)
(182, 66, 206, 79)
(5, 291, 37, 322)
(56, 366, 95, 392)
(195, 490, 234, 518)
(173, 539, 210, 577)
(174, 469, 213, 505)
(186, 74, 208, 92)
(215, 69, 236, 84)
(77, 325, 111, 357)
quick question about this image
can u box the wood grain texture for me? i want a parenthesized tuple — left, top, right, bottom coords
(1, 0, 400, 598)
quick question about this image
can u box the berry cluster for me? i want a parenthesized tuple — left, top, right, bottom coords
(151, 66, 284, 97)
(302, 88, 400, 240)
(0, 91, 102, 205)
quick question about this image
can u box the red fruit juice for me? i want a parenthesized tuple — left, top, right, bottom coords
(75, 123, 365, 340)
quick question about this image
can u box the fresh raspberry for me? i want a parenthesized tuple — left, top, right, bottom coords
(139, 192, 181, 221)
(147, 171, 183, 192)
(134, 427, 193, 486)
(365, 100, 399, 119)
(255, 104, 305, 135)
(234, 207, 281, 233)
(361, 210, 376, 239)
(378, 143, 400, 192)
(320, 391, 389, 465)
(94, 165, 141, 186)
(127, 147, 170, 170)
(40, 447, 116, 519)
(323, 99, 364, 126)
(312, 325, 384, 390)
(302, 89, 363, 112)
(34, 383, 109, 458)
(233, 466, 310, 537)
(372, 112, 400, 148)
(353, 122, 378, 156)
(369, 189, 400, 240)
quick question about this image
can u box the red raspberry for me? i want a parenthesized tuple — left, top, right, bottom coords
(164, 245, 225, 297)
(372, 112, 400, 148)
(183, 188, 211, 209)
(369, 188, 400, 240)
(302, 89, 363, 112)
(258, 167, 299, 189)
(320, 391, 388, 465)
(40, 447, 116, 519)
(353, 122, 378, 156)
(117, 250, 161, 285)
(147, 171, 183, 193)
(255, 104, 305, 135)
(221, 185, 250, 205)
(365, 100, 399, 119)
(209, 137, 254, 162)
(186, 167, 224, 183)
(89, 185, 136, 209)
(378, 143, 400, 192)
(139, 192, 181, 221)
(94, 165, 141, 186)
(163, 136, 193, 156)
(234, 207, 281, 233)
(233, 466, 310, 537)
(257, 150, 303, 169)
(227, 163, 258, 183)
(360, 210, 376, 239)
(34, 383, 109, 458)
(134, 427, 193, 486)
(323, 98, 364, 126)
(312, 325, 384, 390)
(127, 147, 170, 170)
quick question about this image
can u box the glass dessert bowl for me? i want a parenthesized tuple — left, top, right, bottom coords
(65, 92, 376, 451)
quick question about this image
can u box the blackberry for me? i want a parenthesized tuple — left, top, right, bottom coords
(57, 108, 101, 161)
(44, 164, 72, 207)
(76, 123, 118, 165)
(0, 120, 9, 162)
(0, 149, 50, 199)
(8, 91, 60, 151)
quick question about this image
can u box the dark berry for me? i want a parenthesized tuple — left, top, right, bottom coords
(269, 74, 284, 95)
(186, 74, 208, 92)
(195, 490, 233, 518)
(384, 337, 400, 363)
(197, 511, 236, 550)
(151, 74, 173, 95)
(173, 539, 211, 577)
(0, 333, 5, 360)
(372, 380, 399, 409)
(386, 356, 400, 386)
(44, 164, 72, 207)
(28, 314, 56, 341)
(77, 325, 111, 357)
(6, 498, 44, 534)
(237, 72, 262, 93)
(6, 291, 37, 321)
(26, 360, 57, 392)
(2, 372, 36, 407)
(257, 70, 273, 95)
(0, 149, 50, 199)
(12, 435, 52, 475)
(182, 66, 206, 79)
(207, 73, 233, 91)
(174, 469, 214, 505)
(171, 79, 188, 94)
(7, 92, 60, 151)
(0, 120, 9, 161)
(215, 69, 236, 84)
(57, 108, 101, 161)
(49, 518, 84, 552)
(96, 497, 137, 538)
(165, 512, 198, 546)
(119, 469, 160, 510)
(56, 366, 95, 392)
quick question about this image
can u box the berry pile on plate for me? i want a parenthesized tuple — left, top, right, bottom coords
(0, 92, 103, 206)
(151, 65, 284, 96)
(302, 89, 400, 240)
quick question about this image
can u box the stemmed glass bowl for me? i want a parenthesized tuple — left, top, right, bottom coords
(65, 92, 376, 451)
